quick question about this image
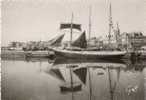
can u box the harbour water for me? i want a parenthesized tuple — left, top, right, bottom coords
(1, 59, 145, 100)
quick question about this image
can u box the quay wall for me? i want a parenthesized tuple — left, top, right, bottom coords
(1, 50, 26, 60)
(1, 50, 51, 60)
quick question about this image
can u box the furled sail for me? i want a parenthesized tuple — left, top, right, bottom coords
(49, 34, 65, 46)
(71, 31, 87, 48)
(60, 23, 81, 31)
(73, 67, 87, 85)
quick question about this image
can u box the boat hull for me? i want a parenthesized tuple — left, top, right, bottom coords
(52, 48, 126, 60)
(25, 51, 55, 59)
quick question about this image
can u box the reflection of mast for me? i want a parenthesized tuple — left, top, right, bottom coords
(108, 67, 114, 100)
(107, 66, 120, 100)
(39, 60, 42, 73)
(88, 68, 92, 100)
(70, 67, 74, 100)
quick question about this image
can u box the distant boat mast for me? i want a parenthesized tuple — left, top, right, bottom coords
(108, 3, 113, 45)
(88, 6, 92, 41)
(70, 13, 74, 44)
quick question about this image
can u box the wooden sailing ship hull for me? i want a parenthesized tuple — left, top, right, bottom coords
(52, 48, 126, 60)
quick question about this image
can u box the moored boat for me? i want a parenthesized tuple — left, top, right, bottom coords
(50, 5, 127, 60)
(52, 47, 126, 60)
(51, 31, 126, 60)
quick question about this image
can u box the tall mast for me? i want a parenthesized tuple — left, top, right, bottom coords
(108, 3, 113, 45)
(115, 22, 120, 47)
(88, 6, 92, 42)
(70, 13, 74, 44)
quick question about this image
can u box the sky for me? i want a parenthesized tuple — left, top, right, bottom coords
(1, 0, 146, 46)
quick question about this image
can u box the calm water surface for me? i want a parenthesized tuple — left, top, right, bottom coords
(1, 59, 146, 100)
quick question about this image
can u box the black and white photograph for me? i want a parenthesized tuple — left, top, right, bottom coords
(1, 0, 146, 100)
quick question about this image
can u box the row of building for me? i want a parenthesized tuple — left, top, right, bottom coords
(2, 41, 51, 51)
(88, 32, 146, 51)
(2, 32, 146, 51)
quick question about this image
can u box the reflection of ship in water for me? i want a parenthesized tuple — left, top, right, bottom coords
(107, 66, 120, 100)
(44, 64, 84, 100)
(45, 68, 65, 82)
(125, 59, 146, 72)
(59, 65, 82, 93)
(43, 58, 145, 100)
(48, 59, 126, 100)
(86, 63, 121, 100)
(86, 61, 122, 100)
(51, 57, 146, 72)
(105, 60, 145, 100)
(44, 65, 84, 88)
(53, 58, 127, 69)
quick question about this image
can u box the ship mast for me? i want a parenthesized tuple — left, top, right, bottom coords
(108, 3, 113, 46)
(88, 6, 92, 42)
(70, 13, 74, 44)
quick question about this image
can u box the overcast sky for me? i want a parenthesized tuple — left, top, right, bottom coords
(2, 0, 146, 46)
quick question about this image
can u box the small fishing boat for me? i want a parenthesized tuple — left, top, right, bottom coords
(25, 51, 51, 58)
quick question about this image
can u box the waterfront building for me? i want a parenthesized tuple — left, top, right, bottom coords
(121, 32, 146, 51)
(8, 42, 25, 50)
(88, 37, 103, 48)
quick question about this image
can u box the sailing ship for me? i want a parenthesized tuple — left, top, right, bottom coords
(50, 4, 127, 60)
